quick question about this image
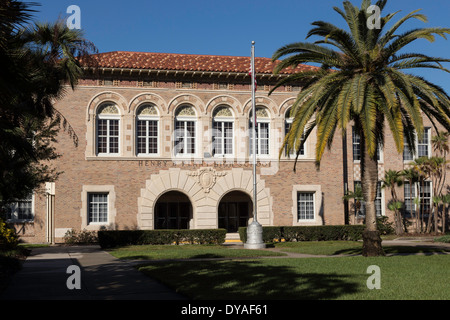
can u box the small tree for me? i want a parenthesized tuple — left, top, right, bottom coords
(343, 184, 364, 224)
(381, 170, 404, 234)
(400, 167, 419, 232)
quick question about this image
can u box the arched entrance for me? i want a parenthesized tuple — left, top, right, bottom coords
(218, 191, 253, 233)
(154, 191, 192, 229)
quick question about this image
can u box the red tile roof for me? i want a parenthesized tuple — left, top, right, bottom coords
(83, 51, 318, 75)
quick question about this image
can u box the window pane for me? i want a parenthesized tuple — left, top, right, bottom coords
(88, 193, 108, 223)
(174, 120, 195, 155)
(297, 192, 314, 220)
(7, 195, 34, 221)
(213, 121, 233, 155)
(212, 121, 222, 155)
(97, 119, 108, 154)
(186, 121, 195, 154)
(354, 181, 382, 216)
(109, 120, 119, 153)
(137, 120, 158, 154)
(250, 121, 269, 155)
(353, 128, 361, 161)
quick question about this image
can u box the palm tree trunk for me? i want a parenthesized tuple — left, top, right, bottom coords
(361, 142, 384, 257)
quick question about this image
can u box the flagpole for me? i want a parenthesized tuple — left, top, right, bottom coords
(251, 41, 257, 224)
(245, 41, 265, 249)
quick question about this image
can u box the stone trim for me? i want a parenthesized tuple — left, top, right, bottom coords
(80, 185, 117, 230)
(291, 184, 323, 226)
(137, 167, 272, 230)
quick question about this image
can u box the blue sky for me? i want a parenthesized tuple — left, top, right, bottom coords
(30, 0, 450, 93)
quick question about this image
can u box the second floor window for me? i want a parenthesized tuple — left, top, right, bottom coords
(97, 103, 120, 155)
(136, 104, 159, 155)
(212, 106, 234, 156)
(249, 107, 270, 156)
(285, 109, 305, 157)
(174, 105, 196, 156)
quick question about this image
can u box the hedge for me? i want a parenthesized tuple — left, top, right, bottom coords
(98, 229, 227, 248)
(239, 225, 366, 243)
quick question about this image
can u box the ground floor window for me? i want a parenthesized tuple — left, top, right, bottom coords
(5, 194, 34, 221)
(297, 192, 315, 220)
(404, 181, 432, 217)
(354, 181, 383, 216)
(88, 193, 108, 224)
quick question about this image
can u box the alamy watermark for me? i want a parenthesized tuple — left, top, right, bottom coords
(66, 265, 81, 290)
(66, 5, 81, 30)
(367, 5, 381, 30)
(366, 265, 381, 290)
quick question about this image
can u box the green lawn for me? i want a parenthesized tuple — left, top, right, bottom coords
(107, 244, 286, 260)
(107, 241, 450, 300)
(138, 255, 450, 300)
(273, 241, 450, 255)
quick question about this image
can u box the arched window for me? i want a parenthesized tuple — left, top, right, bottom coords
(97, 103, 120, 155)
(174, 105, 196, 156)
(212, 105, 234, 157)
(249, 106, 270, 156)
(285, 108, 305, 157)
(136, 104, 159, 155)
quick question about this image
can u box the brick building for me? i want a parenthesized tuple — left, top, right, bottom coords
(5, 51, 442, 243)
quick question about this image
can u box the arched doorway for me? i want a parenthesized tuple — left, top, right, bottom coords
(154, 191, 192, 229)
(218, 191, 253, 233)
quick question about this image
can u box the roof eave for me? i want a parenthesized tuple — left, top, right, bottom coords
(82, 66, 289, 79)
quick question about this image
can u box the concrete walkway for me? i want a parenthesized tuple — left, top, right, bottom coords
(0, 245, 187, 300)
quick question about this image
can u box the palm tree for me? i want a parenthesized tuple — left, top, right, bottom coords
(441, 194, 450, 233)
(400, 167, 419, 232)
(0, 1, 97, 205)
(20, 19, 97, 90)
(381, 170, 404, 234)
(270, 0, 450, 256)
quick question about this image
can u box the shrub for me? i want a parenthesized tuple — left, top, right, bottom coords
(0, 217, 18, 249)
(97, 229, 227, 248)
(239, 225, 365, 243)
(376, 216, 395, 235)
(63, 229, 98, 245)
(434, 235, 450, 243)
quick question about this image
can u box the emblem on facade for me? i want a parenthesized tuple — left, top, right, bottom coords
(188, 168, 227, 193)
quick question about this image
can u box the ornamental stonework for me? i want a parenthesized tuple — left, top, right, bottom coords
(187, 167, 227, 193)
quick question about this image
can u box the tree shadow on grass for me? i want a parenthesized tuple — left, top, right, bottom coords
(139, 260, 362, 300)
(333, 245, 449, 256)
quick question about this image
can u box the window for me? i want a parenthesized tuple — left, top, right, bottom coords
(352, 127, 382, 161)
(6, 194, 34, 221)
(97, 103, 120, 155)
(285, 108, 305, 157)
(404, 181, 432, 216)
(403, 128, 431, 161)
(352, 127, 361, 161)
(174, 105, 196, 156)
(297, 192, 314, 220)
(136, 104, 159, 155)
(249, 107, 270, 156)
(212, 106, 234, 156)
(354, 181, 383, 216)
(88, 193, 108, 224)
